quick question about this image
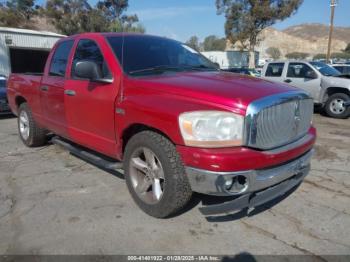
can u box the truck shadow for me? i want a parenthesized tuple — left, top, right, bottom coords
(221, 252, 257, 262)
(0, 113, 16, 120)
(202, 184, 300, 222)
(168, 183, 300, 220)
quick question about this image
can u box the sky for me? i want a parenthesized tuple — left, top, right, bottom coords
(122, 0, 350, 42)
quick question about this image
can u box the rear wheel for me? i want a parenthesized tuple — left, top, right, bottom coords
(325, 93, 350, 119)
(18, 103, 47, 147)
(123, 131, 192, 218)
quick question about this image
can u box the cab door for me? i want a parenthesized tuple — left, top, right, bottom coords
(64, 38, 120, 157)
(40, 40, 74, 137)
(283, 62, 321, 100)
(262, 62, 286, 83)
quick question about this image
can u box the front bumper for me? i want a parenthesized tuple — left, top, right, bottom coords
(186, 149, 313, 215)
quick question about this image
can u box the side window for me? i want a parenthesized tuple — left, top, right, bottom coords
(265, 63, 284, 77)
(49, 40, 74, 77)
(334, 66, 344, 74)
(287, 63, 314, 78)
(72, 39, 111, 79)
(106, 36, 123, 65)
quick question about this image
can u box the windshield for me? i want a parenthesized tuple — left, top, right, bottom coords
(310, 61, 341, 76)
(107, 35, 218, 76)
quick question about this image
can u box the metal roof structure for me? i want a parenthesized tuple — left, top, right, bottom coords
(0, 27, 65, 77)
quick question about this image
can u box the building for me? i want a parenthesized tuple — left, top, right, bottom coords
(0, 27, 65, 77)
(202, 51, 259, 69)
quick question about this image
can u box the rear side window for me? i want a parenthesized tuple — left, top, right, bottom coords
(49, 40, 74, 77)
(72, 39, 111, 79)
(287, 63, 314, 78)
(333, 66, 345, 74)
(265, 63, 284, 77)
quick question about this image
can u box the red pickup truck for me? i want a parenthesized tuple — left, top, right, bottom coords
(7, 33, 316, 218)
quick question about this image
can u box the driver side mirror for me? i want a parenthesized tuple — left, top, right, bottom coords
(305, 70, 318, 79)
(74, 60, 112, 83)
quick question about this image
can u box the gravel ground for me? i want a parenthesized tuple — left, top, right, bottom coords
(0, 113, 349, 256)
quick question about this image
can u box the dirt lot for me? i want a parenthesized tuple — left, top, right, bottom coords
(0, 113, 349, 256)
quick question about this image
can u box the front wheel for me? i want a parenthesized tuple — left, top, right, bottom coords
(123, 131, 192, 218)
(325, 93, 350, 119)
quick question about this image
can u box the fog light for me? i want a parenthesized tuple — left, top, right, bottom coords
(224, 178, 233, 189)
(224, 175, 249, 194)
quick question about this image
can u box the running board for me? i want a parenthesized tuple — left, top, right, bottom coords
(51, 137, 123, 170)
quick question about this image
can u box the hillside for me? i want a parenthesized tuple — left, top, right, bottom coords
(254, 23, 350, 59)
(283, 23, 350, 43)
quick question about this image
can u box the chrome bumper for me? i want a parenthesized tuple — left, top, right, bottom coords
(186, 149, 313, 196)
(186, 150, 313, 216)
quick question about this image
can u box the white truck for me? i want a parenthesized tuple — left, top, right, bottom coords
(262, 61, 350, 118)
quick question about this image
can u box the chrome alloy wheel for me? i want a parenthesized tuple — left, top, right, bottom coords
(330, 98, 346, 115)
(129, 147, 165, 204)
(19, 110, 30, 140)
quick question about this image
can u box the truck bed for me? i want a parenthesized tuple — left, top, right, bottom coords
(7, 73, 43, 116)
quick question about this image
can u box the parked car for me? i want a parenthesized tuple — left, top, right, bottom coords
(331, 64, 350, 75)
(0, 76, 10, 114)
(262, 60, 350, 118)
(222, 67, 261, 77)
(7, 33, 316, 218)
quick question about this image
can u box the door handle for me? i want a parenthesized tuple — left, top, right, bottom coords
(64, 90, 76, 96)
(40, 86, 49, 91)
(284, 79, 292, 83)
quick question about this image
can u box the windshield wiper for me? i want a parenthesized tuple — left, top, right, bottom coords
(183, 65, 218, 71)
(129, 65, 184, 75)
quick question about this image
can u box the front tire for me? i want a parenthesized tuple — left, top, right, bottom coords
(123, 131, 192, 218)
(325, 93, 350, 119)
(18, 103, 47, 147)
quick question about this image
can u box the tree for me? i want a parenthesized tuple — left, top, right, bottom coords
(313, 53, 326, 60)
(44, 0, 105, 35)
(344, 43, 350, 54)
(266, 47, 281, 60)
(45, 0, 145, 35)
(216, 0, 303, 68)
(108, 14, 145, 33)
(186, 36, 201, 51)
(0, 0, 39, 28)
(203, 35, 226, 51)
(285, 52, 309, 59)
(331, 52, 350, 60)
(97, 0, 144, 33)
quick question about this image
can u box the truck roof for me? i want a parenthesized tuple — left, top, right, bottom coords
(63, 32, 168, 41)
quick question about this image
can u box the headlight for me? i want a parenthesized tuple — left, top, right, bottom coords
(179, 111, 244, 148)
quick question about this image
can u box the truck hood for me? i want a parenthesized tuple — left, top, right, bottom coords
(127, 71, 299, 114)
(0, 88, 6, 99)
(322, 75, 350, 88)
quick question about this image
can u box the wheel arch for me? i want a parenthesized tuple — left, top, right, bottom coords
(15, 95, 27, 108)
(121, 123, 175, 154)
(11, 95, 27, 115)
(323, 87, 350, 103)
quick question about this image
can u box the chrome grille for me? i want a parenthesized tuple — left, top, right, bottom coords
(245, 91, 313, 150)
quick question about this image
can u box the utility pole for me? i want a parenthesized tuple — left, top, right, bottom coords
(326, 0, 337, 63)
